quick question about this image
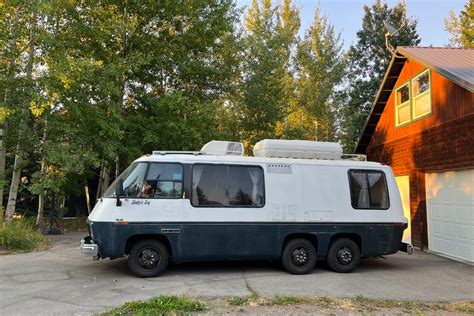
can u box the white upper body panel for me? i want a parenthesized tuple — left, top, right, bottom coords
(89, 153, 406, 224)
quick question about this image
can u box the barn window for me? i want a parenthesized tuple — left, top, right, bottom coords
(395, 69, 432, 127)
(412, 70, 431, 119)
(395, 83, 411, 126)
(348, 170, 389, 210)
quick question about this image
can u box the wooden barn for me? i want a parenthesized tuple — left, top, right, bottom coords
(355, 47, 473, 263)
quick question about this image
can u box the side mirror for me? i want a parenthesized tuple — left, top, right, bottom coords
(116, 178, 124, 207)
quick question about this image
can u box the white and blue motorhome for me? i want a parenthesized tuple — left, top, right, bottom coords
(81, 140, 409, 277)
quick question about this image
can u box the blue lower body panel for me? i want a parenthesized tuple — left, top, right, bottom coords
(89, 222, 406, 261)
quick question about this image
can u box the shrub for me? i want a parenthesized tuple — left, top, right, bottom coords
(0, 217, 50, 252)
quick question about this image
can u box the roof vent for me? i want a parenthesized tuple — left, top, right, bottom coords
(201, 141, 244, 156)
(253, 139, 343, 160)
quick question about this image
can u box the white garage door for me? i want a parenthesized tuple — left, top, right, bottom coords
(426, 169, 474, 262)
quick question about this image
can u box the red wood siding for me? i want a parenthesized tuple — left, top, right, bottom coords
(365, 59, 474, 249)
(367, 115, 474, 248)
(368, 59, 474, 147)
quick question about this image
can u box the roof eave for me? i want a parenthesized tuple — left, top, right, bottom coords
(397, 46, 474, 93)
(354, 54, 407, 154)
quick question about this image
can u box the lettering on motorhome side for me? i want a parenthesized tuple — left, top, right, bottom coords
(131, 200, 151, 206)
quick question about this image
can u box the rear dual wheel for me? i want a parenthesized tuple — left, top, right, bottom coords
(281, 238, 317, 275)
(326, 238, 360, 273)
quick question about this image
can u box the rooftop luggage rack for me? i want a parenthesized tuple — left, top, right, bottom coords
(152, 151, 203, 155)
(152, 141, 244, 157)
(152, 140, 367, 161)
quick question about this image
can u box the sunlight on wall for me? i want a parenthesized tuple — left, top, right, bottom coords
(395, 176, 411, 244)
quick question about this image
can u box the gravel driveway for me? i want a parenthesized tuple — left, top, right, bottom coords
(0, 231, 472, 315)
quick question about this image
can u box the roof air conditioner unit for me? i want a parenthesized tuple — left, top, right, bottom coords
(201, 141, 244, 156)
(253, 139, 343, 160)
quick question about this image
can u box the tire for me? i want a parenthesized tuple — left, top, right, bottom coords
(128, 239, 169, 278)
(281, 238, 317, 275)
(327, 238, 360, 273)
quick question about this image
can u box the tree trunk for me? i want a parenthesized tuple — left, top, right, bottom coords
(103, 167, 110, 193)
(5, 10, 36, 222)
(36, 117, 48, 225)
(36, 192, 45, 226)
(115, 155, 120, 179)
(0, 130, 5, 212)
(5, 151, 22, 221)
(0, 7, 20, 217)
(96, 159, 109, 199)
(85, 184, 91, 215)
(96, 160, 104, 199)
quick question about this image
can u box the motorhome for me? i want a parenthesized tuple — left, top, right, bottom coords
(81, 140, 409, 277)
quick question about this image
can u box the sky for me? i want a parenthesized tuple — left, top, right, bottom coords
(235, 0, 466, 50)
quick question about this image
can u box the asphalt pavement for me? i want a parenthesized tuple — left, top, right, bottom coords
(0, 231, 472, 315)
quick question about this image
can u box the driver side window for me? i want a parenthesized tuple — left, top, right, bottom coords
(104, 162, 184, 199)
(144, 163, 183, 199)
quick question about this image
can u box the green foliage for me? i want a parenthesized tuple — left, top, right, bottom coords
(271, 295, 311, 305)
(338, 0, 421, 152)
(291, 6, 345, 141)
(103, 295, 207, 315)
(228, 296, 250, 306)
(445, 0, 474, 48)
(0, 217, 50, 252)
(1, 1, 240, 205)
(236, 0, 290, 147)
(0, 0, 431, 217)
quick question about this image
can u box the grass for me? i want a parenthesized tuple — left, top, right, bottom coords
(226, 292, 474, 314)
(103, 295, 207, 315)
(0, 217, 50, 253)
(107, 294, 474, 315)
(271, 295, 312, 305)
(227, 296, 250, 306)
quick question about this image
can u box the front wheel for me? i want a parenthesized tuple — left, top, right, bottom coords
(327, 238, 360, 273)
(128, 239, 169, 278)
(281, 238, 317, 275)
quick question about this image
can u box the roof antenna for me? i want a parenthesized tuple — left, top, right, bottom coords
(384, 19, 405, 58)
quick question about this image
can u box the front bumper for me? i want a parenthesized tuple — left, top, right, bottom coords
(80, 236, 99, 258)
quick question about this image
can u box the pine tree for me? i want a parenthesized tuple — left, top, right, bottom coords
(338, 0, 421, 152)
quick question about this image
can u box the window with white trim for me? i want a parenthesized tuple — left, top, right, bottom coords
(395, 83, 411, 126)
(412, 70, 431, 119)
(395, 69, 431, 127)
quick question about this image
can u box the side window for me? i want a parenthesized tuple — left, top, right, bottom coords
(192, 164, 265, 207)
(144, 163, 183, 199)
(349, 170, 389, 209)
(192, 165, 228, 206)
(229, 166, 264, 206)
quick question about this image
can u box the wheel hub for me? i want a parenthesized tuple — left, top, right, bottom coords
(138, 248, 160, 269)
(336, 247, 353, 265)
(291, 247, 309, 266)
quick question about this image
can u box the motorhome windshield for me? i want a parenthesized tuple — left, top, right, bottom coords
(103, 162, 147, 198)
